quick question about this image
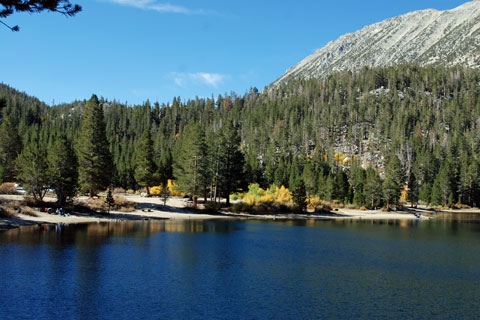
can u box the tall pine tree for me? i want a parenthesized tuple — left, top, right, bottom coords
(174, 123, 209, 207)
(77, 94, 113, 197)
(48, 135, 78, 206)
(134, 129, 156, 194)
(383, 155, 405, 209)
(217, 121, 246, 205)
(16, 139, 49, 200)
(0, 118, 22, 182)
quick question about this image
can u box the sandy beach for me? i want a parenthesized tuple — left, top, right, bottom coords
(0, 193, 438, 230)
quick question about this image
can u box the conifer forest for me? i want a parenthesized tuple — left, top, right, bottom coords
(1, 64, 480, 209)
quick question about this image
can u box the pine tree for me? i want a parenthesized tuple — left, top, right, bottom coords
(0, 118, 22, 182)
(16, 139, 49, 200)
(302, 161, 317, 198)
(431, 160, 455, 206)
(217, 122, 246, 205)
(77, 94, 113, 197)
(158, 149, 173, 185)
(134, 130, 156, 194)
(383, 155, 405, 209)
(174, 123, 209, 208)
(364, 168, 383, 209)
(333, 169, 349, 203)
(407, 171, 419, 207)
(105, 188, 115, 213)
(274, 160, 288, 188)
(292, 177, 307, 213)
(288, 157, 301, 190)
(48, 135, 78, 206)
(419, 183, 432, 206)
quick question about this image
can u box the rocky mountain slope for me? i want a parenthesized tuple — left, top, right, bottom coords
(272, 0, 480, 87)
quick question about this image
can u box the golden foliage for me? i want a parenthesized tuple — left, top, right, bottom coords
(400, 185, 408, 201)
(334, 153, 356, 166)
(242, 183, 292, 206)
(149, 180, 184, 197)
(150, 185, 163, 195)
(168, 180, 184, 196)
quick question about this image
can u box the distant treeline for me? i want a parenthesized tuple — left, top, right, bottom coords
(1, 64, 480, 208)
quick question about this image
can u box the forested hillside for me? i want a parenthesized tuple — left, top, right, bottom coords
(1, 64, 480, 208)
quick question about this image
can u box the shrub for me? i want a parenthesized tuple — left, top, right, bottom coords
(0, 182, 16, 194)
(113, 187, 126, 194)
(113, 196, 136, 212)
(307, 196, 322, 210)
(230, 193, 243, 201)
(230, 202, 253, 213)
(20, 206, 39, 217)
(21, 196, 48, 208)
(150, 185, 163, 195)
(204, 201, 221, 214)
(0, 206, 17, 218)
(241, 183, 293, 207)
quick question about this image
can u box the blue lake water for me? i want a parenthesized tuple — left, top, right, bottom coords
(1, 215, 480, 319)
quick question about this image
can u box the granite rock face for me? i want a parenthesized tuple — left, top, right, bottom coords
(271, 1, 480, 87)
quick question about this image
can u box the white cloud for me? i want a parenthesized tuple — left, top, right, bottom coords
(104, 0, 213, 15)
(172, 72, 226, 88)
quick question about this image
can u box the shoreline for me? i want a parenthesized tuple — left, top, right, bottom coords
(1, 194, 471, 230)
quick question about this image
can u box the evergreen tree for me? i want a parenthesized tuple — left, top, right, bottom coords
(134, 129, 156, 194)
(407, 171, 419, 207)
(0, 118, 22, 182)
(292, 177, 307, 213)
(458, 159, 480, 207)
(174, 123, 209, 207)
(16, 139, 49, 200)
(288, 157, 301, 190)
(351, 165, 367, 207)
(217, 122, 245, 205)
(0, 0, 81, 32)
(333, 169, 349, 203)
(419, 183, 432, 206)
(364, 168, 383, 208)
(77, 94, 113, 197)
(431, 160, 455, 206)
(302, 161, 317, 198)
(158, 149, 173, 185)
(105, 188, 115, 213)
(48, 135, 78, 206)
(274, 160, 288, 187)
(383, 155, 405, 209)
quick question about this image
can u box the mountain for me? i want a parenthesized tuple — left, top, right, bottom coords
(271, 1, 480, 87)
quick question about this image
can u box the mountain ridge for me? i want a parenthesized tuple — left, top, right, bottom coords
(271, 1, 480, 87)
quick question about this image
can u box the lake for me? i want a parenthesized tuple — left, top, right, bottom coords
(1, 215, 480, 319)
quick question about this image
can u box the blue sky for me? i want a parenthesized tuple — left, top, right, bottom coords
(0, 0, 469, 105)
